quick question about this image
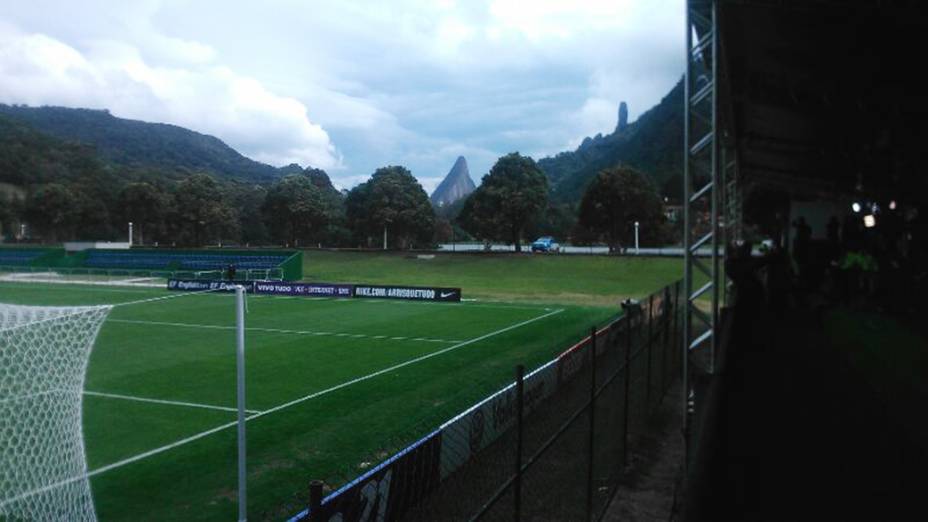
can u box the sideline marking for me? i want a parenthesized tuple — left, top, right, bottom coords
(0, 307, 565, 507)
(83, 390, 262, 415)
(245, 308, 563, 421)
(107, 318, 464, 344)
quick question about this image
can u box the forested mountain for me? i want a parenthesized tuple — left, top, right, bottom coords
(0, 114, 109, 186)
(1, 77, 684, 247)
(538, 78, 683, 203)
(0, 110, 344, 245)
(0, 104, 298, 182)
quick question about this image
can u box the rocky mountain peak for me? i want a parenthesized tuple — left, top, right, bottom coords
(617, 101, 629, 132)
(430, 156, 476, 207)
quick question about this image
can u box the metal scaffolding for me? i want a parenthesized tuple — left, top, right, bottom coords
(683, 0, 719, 435)
(722, 144, 741, 304)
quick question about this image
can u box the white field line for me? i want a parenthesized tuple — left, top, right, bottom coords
(114, 288, 222, 307)
(82, 390, 263, 415)
(0, 273, 163, 288)
(0, 419, 242, 510)
(344, 296, 550, 311)
(0, 307, 564, 507)
(122, 277, 161, 284)
(0, 306, 112, 333)
(241, 292, 550, 311)
(106, 318, 464, 344)
(245, 307, 562, 421)
(0, 282, 164, 295)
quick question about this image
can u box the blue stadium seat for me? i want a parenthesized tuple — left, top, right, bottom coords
(0, 250, 46, 266)
(82, 251, 287, 271)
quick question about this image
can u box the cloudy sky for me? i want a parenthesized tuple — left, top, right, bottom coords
(0, 0, 684, 192)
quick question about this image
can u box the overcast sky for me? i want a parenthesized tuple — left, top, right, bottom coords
(0, 0, 684, 192)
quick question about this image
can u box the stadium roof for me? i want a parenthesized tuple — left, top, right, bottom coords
(717, 0, 928, 201)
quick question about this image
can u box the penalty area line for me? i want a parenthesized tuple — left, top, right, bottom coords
(1, 308, 563, 506)
(247, 307, 564, 421)
(82, 390, 263, 415)
(107, 318, 464, 344)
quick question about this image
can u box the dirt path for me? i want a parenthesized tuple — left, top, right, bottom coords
(601, 384, 683, 522)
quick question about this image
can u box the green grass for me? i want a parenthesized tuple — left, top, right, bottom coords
(0, 282, 617, 521)
(1, 251, 685, 521)
(301, 250, 685, 306)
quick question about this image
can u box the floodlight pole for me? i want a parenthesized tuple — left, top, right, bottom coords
(235, 285, 247, 522)
(128, 222, 133, 246)
(634, 222, 640, 254)
(383, 225, 388, 250)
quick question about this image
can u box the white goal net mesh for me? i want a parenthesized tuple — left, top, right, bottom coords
(0, 303, 112, 521)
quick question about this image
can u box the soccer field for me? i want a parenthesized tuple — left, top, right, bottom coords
(0, 281, 618, 521)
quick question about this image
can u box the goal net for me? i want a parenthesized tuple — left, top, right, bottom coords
(0, 303, 112, 521)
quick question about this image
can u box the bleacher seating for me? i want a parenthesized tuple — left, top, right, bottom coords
(83, 251, 288, 271)
(0, 249, 46, 266)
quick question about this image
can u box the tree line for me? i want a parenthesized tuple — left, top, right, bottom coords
(1, 149, 673, 251)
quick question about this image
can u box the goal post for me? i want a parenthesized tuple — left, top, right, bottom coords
(0, 303, 112, 521)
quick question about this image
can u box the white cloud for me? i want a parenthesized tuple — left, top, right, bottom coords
(0, 0, 685, 189)
(0, 22, 340, 171)
(488, 0, 638, 41)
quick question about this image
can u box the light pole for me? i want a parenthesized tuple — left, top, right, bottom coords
(128, 222, 134, 246)
(383, 224, 388, 250)
(634, 221, 640, 254)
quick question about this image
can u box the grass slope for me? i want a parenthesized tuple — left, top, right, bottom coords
(301, 250, 684, 307)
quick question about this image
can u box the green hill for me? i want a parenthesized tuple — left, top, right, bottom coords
(0, 104, 300, 182)
(539, 78, 683, 202)
(0, 113, 112, 186)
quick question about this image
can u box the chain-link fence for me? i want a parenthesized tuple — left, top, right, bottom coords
(292, 280, 683, 522)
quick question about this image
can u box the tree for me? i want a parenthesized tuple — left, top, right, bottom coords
(457, 152, 548, 252)
(0, 193, 11, 228)
(23, 183, 78, 242)
(345, 166, 434, 249)
(262, 174, 330, 246)
(0, 192, 22, 240)
(227, 184, 270, 246)
(578, 166, 666, 252)
(116, 182, 168, 245)
(457, 189, 499, 249)
(302, 168, 349, 247)
(72, 190, 113, 240)
(173, 173, 237, 246)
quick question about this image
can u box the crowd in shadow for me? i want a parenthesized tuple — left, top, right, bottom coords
(693, 206, 928, 521)
(726, 203, 926, 319)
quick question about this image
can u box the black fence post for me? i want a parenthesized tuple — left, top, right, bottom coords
(586, 326, 597, 521)
(659, 291, 666, 401)
(620, 301, 633, 465)
(514, 364, 525, 522)
(646, 293, 654, 412)
(661, 286, 670, 401)
(673, 281, 681, 378)
(308, 480, 323, 521)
